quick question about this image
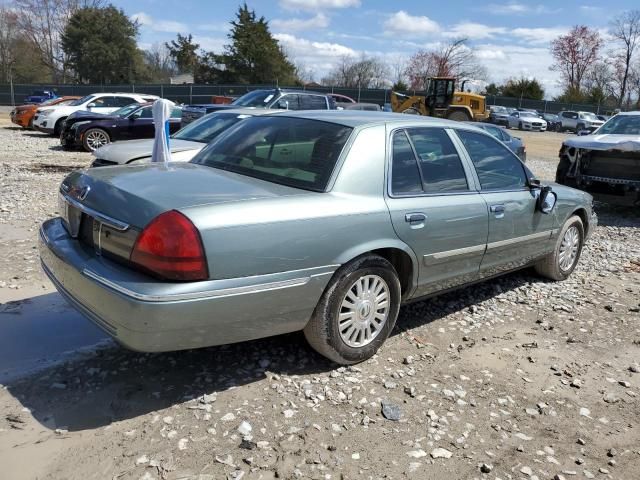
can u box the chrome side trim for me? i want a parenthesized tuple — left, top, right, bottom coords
(81, 269, 333, 303)
(61, 192, 130, 231)
(423, 244, 485, 266)
(486, 230, 552, 251)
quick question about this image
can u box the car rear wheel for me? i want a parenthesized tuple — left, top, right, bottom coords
(83, 128, 111, 152)
(304, 254, 401, 365)
(534, 215, 584, 281)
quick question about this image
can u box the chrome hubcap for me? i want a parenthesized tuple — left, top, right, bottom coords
(339, 274, 390, 348)
(86, 131, 108, 150)
(559, 225, 580, 271)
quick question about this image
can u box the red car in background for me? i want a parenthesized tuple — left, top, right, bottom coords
(10, 96, 80, 129)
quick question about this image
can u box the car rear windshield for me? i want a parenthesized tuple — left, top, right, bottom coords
(191, 116, 352, 192)
(598, 115, 640, 135)
(231, 90, 276, 107)
(173, 112, 252, 143)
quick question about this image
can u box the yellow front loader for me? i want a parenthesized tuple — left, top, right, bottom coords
(391, 77, 488, 122)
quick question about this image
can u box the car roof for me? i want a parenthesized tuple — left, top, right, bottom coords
(211, 108, 284, 116)
(613, 111, 640, 116)
(275, 110, 468, 129)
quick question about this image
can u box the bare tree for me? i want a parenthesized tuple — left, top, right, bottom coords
(0, 5, 19, 82)
(143, 43, 177, 83)
(324, 54, 389, 88)
(405, 38, 486, 90)
(14, 0, 105, 82)
(550, 25, 603, 94)
(609, 10, 640, 107)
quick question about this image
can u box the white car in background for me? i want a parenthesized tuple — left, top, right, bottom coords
(91, 109, 280, 167)
(507, 110, 548, 131)
(32, 92, 159, 136)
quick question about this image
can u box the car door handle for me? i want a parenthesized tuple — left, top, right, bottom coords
(405, 213, 427, 226)
(490, 204, 505, 218)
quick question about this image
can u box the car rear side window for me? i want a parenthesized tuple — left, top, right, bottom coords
(391, 131, 422, 195)
(406, 128, 468, 193)
(191, 116, 352, 192)
(300, 95, 328, 110)
(456, 130, 527, 191)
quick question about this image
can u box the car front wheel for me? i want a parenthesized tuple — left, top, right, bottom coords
(83, 128, 111, 152)
(304, 254, 401, 365)
(535, 215, 584, 281)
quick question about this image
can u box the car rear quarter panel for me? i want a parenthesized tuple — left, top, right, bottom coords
(182, 124, 418, 282)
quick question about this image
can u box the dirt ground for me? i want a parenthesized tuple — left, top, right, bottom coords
(0, 108, 639, 480)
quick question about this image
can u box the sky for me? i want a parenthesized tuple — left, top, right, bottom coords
(109, 0, 637, 98)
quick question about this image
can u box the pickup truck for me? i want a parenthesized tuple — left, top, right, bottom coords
(181, 88, 336, 125)
(24, 90, 58, 104)
(559, 111, 604, 133)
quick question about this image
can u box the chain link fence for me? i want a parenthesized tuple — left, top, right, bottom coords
(0, 83, 613, 114)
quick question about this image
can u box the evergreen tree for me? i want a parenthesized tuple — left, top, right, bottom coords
(222, 4, 297, 85)
(62, 6, 140, 83)
(165, 34, 200, 75)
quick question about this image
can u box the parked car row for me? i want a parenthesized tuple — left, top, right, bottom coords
(487, 105, 609, 133)
(39, 110, 596, 365)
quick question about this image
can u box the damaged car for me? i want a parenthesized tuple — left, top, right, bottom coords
(556, 112, 640, 206)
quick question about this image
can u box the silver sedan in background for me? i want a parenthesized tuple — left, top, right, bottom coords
(507, 111, 548, 131)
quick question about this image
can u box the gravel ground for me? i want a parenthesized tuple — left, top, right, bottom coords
(0, 115, 639, 480)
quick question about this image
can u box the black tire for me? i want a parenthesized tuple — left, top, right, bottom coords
(304, 254, 401, 365)
(53, 117, 66, 136)
(518, 121, 523, 130)
(555, 155, 571, 184)
(576, 123, 585, 134)
(535, 216, 584, 281)
(446, 109, 471, 122)
(82, 128, 111, 152)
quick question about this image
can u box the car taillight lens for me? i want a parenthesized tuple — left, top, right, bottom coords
(130, 210, 208, 281)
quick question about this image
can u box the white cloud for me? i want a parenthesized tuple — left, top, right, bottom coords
(132, 12, 188, 33)
(272, 13, 330, 31)
(383, 11, 440, 37)
(279, 0, 360, 11)
(510, 27, 569, 45)
(475, 43, 560, 96)
(194, 36, 226, 52)
(484, 3, 561, 15)
(444, 22, 507, 40)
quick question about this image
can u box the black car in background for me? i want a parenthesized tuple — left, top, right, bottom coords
(542, 113, 562, 132)
(60, 103, 182, 151)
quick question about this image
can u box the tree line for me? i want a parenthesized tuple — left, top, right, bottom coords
(0, 1, 639, 109)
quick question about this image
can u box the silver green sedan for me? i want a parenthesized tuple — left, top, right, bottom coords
(40, 112, 597, 364)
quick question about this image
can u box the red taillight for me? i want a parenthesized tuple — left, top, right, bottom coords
(130, 210, 208, 281)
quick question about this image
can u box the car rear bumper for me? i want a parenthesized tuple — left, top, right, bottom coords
(39, 218, 334, 352)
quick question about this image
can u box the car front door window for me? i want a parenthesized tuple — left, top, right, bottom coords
(455, 130, 527, 191)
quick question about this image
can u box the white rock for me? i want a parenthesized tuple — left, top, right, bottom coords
(135, 455, 149, 465)
(430, 448, 453, 459)
(237, 421, 252, 436)
(221, 413, 236, 422)
(406, 449, 427, 458)
(178, 438, 188, 450)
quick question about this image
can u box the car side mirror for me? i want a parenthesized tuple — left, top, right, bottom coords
(87, 103, 96, 109)
(538, 185, 557, 214)
(528, 178, 541, 189)
(577, 129, 591, 136)
(277, 100, 289, 110)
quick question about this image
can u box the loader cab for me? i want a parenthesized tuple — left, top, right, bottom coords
(425, 77, 456, 110)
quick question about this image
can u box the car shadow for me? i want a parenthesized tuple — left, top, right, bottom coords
(21, 132, 53, 138)
(594, 202, 640, 228)
(4, 269, 536, 432)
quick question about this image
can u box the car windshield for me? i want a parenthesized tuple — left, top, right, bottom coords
(597, 115, 640, 135)
(173, 112, 254, 143)
(231, 90, 276, 107)
(31, 90, 46, 96)
(520, 112, 538, 118)
(40, 97, 59, 106)
(114, 104, 144, 117)
(191, 116, 352, 192)
(69, 95, 94, 106)
(492, 106, 508, 113)
(544, 114, 558, 120)
(581, 112, 598, 120)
